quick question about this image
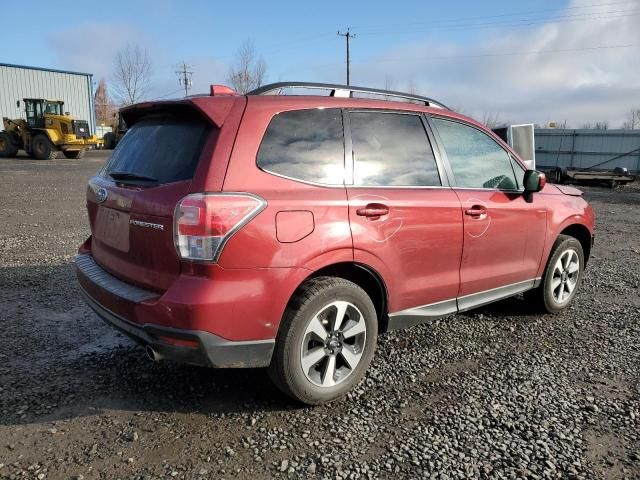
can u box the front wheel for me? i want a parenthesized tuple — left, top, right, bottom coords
(0, 132, 19, 158)
(269, 277, 378, 405)
(525, 235, 584, 313)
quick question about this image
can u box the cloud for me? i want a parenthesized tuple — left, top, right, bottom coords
(48, 22, 140, 80)
(350, 0, 640, 127)
(48, 22, 228, 102)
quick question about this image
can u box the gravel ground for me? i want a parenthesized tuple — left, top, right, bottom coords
(0, 151, 638, 480)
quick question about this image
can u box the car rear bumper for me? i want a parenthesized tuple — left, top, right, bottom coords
(75, 253, 275, 368)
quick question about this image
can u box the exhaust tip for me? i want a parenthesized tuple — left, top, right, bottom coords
(145, 345, 161, 362)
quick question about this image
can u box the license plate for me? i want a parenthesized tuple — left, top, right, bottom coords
(95, 207, 130, 252)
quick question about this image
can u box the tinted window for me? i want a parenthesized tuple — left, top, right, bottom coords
(432, 118, 518, 190)
(350, 112, 440, 186)
(257, 109, 344, 185)
(102, 115, 211, 184)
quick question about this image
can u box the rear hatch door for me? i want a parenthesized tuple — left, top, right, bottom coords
(87, 105, 217, 291)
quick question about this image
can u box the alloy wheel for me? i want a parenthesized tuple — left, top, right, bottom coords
(551, 248, 580, 304)
(300, 300, 367, 387)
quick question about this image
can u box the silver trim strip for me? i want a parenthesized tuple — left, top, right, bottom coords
(387, 298, 457, 330)
(388, 277, 541, 330)
(249, 82, 450, 110)
(457, 278, 541, 312)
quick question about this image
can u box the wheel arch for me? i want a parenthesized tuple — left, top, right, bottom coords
(558, 223, 592, 264)
(536, 215, 593, 279)
(297, 262, 390, 333)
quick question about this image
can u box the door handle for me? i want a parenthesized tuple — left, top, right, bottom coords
(356, 204, 389, 218)
(464, 205, 487, 218)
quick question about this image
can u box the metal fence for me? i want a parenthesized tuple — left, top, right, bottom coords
(535, 129, 640, 172)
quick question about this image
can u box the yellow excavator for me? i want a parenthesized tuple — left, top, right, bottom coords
(0, 98, 100, 159)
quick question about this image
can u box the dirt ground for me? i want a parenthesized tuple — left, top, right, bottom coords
(0, 151, 638, 480)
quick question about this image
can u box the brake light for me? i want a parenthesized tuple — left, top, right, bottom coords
(174, 193, 266, 262)
(210, 84, 238, 96)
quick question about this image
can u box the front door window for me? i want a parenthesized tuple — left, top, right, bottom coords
(431, 118, 518, 190)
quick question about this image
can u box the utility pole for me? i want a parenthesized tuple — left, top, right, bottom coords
(337, 28, 355, 85)
(176, 63, 193, 97)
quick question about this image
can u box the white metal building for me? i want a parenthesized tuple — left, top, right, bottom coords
(535, 129, 640, 173)
(0, 63, 95, 134)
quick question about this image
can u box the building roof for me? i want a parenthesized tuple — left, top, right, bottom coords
(0, 62, 92, 77)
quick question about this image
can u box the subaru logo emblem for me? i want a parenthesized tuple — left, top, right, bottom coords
(96, 187, 108, 203)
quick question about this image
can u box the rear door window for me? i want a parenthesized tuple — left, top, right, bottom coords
(102, 115, 211, 184)
(256, 108, 345, 185)
(349, 111, 441, 186)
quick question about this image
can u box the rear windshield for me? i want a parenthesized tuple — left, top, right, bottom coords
(102, 114, 211, 184)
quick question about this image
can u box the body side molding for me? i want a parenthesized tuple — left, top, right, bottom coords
(387, 278, 542, 330)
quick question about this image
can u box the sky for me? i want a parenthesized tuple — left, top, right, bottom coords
(4, 0, 640, 127)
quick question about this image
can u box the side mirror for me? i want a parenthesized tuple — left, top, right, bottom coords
(16, 100, 20, 108)
(523, 170, 546, 193)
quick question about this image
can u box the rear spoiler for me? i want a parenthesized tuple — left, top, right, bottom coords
(120, 95, 244, 128)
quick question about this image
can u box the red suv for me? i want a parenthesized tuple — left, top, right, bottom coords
(76, 82, 594, 404)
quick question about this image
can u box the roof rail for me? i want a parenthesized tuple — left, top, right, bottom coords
(248, 82, 450, 110)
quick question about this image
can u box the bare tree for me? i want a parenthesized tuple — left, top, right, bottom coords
(94, 79, 116, 125)
(622, 108, 640, 129)
(448, 105, 468, 115)
(481, 112, 506, 129)
(113, 44, 152, 105)
(406, 78, 417, 95)
(581, 121, 609, 130)
(226, 40, 267, 94)
(383, 75, 395, 91)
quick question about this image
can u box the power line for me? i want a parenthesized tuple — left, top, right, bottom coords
(337, 29, 356, 85)
(227, 1, 637, 58)
(355, 9, 640, 36)
(355, 43, 640, 64)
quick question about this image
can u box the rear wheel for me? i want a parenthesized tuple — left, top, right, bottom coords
(0, 132, 19, 158)
(32, 134, 58, 160)
(103, 132, 116, 150)
(269, 276, 377, 405)
(525, 235, 584, 313)
(63, 150, 85, 159)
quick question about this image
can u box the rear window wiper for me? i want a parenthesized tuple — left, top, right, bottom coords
(108, 171, 158, 183)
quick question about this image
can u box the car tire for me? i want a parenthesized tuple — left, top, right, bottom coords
(0, 132, 19, 158)
(554, 167, 562, 184)
(269, 276, 378, 405)
(63, 150, 85, 159)
(525, 235, 584, 313)
(32, 134, 58, 160)
(103, 132, 116, 150)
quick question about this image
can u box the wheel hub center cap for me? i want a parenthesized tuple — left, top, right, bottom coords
(325, 334, 343, 354)
(561, 271, 568, 282)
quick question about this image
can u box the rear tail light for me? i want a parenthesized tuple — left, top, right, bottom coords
(174, 193, 266, 262)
